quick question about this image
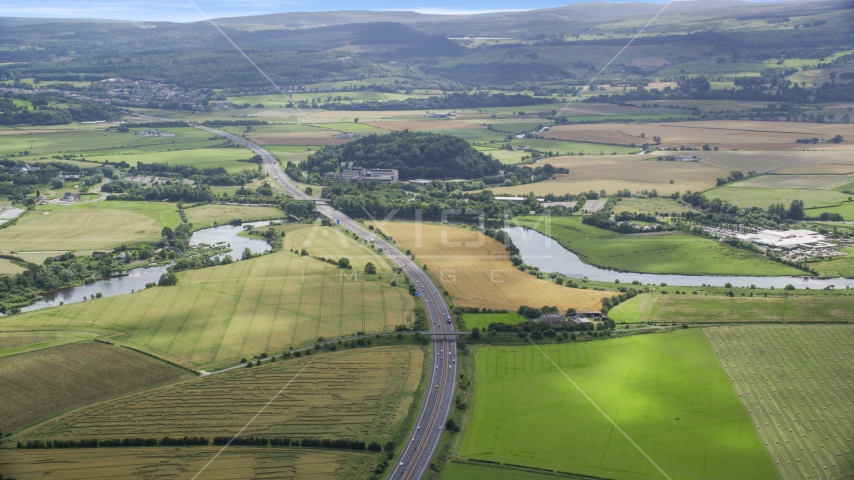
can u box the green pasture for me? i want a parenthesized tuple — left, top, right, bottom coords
(460, 331, 778, 480)
(1, 201, 179, 253)
(514, 216, 802, 276)
(1, 127, 213, 157)
(463, 313, 525, 330)
(805, 200, 854, 219)
(609, 292, 854, 323)
(0, 226, 414, 369)
(473, 146, 526, 164)
(612, 197, 694, 215)
(103, 149, 259, 172)
(0, 331, 97, 359)
(184, 204, 284, 229)
(703, 186, 851, 209)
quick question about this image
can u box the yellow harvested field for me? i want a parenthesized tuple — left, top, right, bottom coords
(545, 121, 853, 151)
(281, 223, 392, 273)
(185, 204, 284, 228)
(0, 447, 376, 479)
(376, 222, 612, 311)
(14, 347, 423, 443)
(481, 154, 722, 196)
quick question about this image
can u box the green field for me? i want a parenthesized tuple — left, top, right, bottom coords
(703, 186, 851, 209)
(0, 227, 415, 369)
(184, 204, 284, 228)
(612, 197, 694, 216)
(463, 313, 525, 330)
(0, 331, 96, 359)
(515, 216, 802, 276)
(708, 325, 854, 480)
(0, 258, 25, 275)
(0, 201, 180, 253)
(806, 200, 854, 221)
(509, 138, 639, 155)
(1, 342, 192, 433)
(459, 331, 778, 480)
(609, 292, 854, 323)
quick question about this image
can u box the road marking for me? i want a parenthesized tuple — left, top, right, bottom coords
(191, 360, 312, 480)
(529, 341, 673, 480)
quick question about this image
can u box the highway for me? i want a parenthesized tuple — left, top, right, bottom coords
(191, 122, 458, 480)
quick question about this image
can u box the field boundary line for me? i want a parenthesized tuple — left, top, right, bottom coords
(190, 359, 313, 480)
(527, 340, 673, 480)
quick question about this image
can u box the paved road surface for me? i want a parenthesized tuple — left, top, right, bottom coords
(190, 122, 457, 480)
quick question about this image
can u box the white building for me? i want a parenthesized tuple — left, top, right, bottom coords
(735, 229, 832, 250)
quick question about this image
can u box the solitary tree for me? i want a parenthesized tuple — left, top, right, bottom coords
(242, 248, 253, 260)
(338, 257, 351, 269)
(364, 262, 377, 274)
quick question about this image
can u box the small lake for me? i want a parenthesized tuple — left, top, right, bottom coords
(19, 220, 283, 313)
(505, 226, 854, 289)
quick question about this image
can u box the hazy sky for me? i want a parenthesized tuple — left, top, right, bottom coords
(1, 0, 676, 22)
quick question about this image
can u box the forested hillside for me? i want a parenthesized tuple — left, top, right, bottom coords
(302, 131, 503, 180)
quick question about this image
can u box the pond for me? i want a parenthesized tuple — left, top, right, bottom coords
(19, 220, 283, 313)
(504, 226, 854, 289)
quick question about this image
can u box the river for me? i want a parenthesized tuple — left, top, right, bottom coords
(504, 226, 854, 289)
(20, 220, 281, 313)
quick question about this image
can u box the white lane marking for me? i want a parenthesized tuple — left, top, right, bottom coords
(529, 341, 673, 480)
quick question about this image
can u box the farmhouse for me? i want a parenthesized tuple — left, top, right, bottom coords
(426, 112, 455, 118)
(536, 313, 565, 324)
(209, 101, 235, 110)
(62, 192, 81, 203)
(675, 155, 699, 162)
(336, 132, 361, 139)
(325, 167, 399, 183)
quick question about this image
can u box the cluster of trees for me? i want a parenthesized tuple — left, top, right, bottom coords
(105, 183, 215, 203)
(716, 170, 746, 187)
(0, 252, 125, 312)
(600, 288, 640, 313)
(18, 436, 210, 449)
(320, 182, 533, 223)
(517, 305, 559, 319)
(303, 131, 503, 181)
(422, 62, 572, 86)
(0, 92, 121, 126)
(583, 73, 853, 104)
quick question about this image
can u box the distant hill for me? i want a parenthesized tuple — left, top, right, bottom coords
(212, 22, 466, 57)
(303, 131, 503, 180)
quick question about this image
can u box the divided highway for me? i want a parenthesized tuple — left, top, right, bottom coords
(192, 123, 458, 479)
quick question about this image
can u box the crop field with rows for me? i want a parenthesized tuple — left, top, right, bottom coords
(459, 330, 777, 480)
(0, 250, 415, 369)
(707, 325, 854, 480)
(10, 346, 423, 447)
(0, 446, 378, 479)
(376, 222, 611, 312)
(0, 342, 192, 434)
